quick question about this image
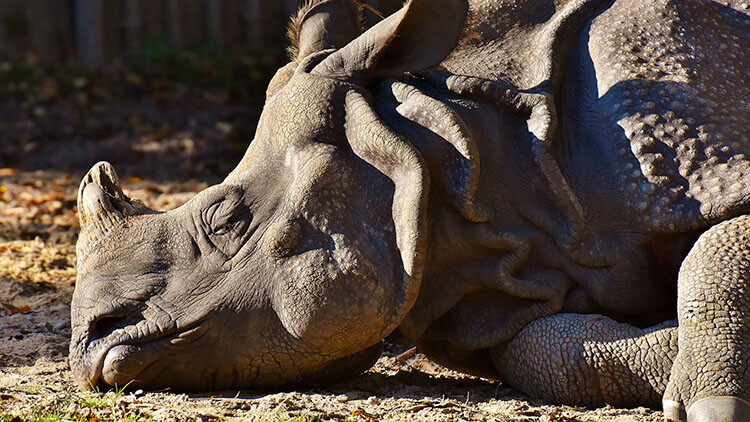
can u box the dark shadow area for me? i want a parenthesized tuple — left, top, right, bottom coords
(0, 54, 283, 184)
(0, 1, 407, 243)
(0, 0, 407, 184)
(185, 342, 513, 407)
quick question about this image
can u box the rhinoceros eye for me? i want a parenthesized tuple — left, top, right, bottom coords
(203, 198, 254, 257)
(207, 203, 251, 237)
(212, 223, 232, 236)
(201, 187, 253, 239)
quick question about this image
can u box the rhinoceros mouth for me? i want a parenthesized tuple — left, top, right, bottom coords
(78, 321, 209, 390)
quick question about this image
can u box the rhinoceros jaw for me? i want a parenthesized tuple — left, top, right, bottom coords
(75, 319, 209, 390)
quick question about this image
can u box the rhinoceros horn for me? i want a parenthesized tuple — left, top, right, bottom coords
(76, 162, 154, 264)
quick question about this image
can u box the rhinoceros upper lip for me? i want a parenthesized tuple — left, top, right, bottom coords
(82, 320, 208, 390)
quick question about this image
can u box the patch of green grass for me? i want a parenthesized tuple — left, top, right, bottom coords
(77, 391, 110, 409)
(1, 407, 150, 422)
(1, 388, 152, 422)
(76, 382, 131, 410)
(0, 61, 42, 92)
(270, 409, 321, 422)
(0, 409, 85, 422)
(18, 384, 44, 395)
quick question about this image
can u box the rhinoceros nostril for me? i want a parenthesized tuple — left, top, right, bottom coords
(91, 316, 127, 341)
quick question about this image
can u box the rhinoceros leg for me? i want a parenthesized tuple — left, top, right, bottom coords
(491, 313, 678, 409)
(664, 215, 750, 422)
(492, 215, 750, 421)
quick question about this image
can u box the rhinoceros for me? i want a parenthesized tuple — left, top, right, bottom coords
(69, 0, 750, 420)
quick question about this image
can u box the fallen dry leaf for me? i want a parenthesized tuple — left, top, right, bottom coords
(395, 346, 418, 361)
(2, 303, 31, 315)
(351, 409, 377, 421)
(0, 239, 77, 284)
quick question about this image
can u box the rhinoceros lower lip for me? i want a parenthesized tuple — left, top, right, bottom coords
(86, 322, 209, 389)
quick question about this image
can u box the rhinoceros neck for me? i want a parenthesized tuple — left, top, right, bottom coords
(394, 118, 687, 372)
(386, 75, 685, 364)
(383, 77, 592, 347)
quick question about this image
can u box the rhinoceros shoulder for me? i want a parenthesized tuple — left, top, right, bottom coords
(559, 0, 750, 233)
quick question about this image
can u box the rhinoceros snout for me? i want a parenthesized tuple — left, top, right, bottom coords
(71, 310, 212, 391)
(89, 315, 129, 342)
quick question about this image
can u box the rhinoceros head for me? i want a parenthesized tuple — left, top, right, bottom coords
(70, 0, 468, 391)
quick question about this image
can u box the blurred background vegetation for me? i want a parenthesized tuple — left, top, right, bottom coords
(0, 0, 402, 173)
(0, 0, 403, 242)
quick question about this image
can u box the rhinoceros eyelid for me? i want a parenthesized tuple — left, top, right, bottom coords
(212, 222, 235, 236)
(203, 199, 254, 238)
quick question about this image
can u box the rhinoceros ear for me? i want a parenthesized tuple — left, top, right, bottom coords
(344, 90, 429, 323)
(311, 0, 468, 80)
(288, 0, 363, 61)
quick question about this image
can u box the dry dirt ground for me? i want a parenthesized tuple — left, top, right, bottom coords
(0, 67, 667, 421)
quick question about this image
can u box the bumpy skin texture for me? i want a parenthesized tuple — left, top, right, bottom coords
(70, 0, 749, 420)
(495, 314, 678, 408)
(665, 215, 750, 420)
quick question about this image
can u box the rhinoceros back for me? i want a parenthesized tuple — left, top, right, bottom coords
(557, 0, 750, 233)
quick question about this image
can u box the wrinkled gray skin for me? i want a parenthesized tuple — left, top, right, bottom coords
(70, 0, 750, 420)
